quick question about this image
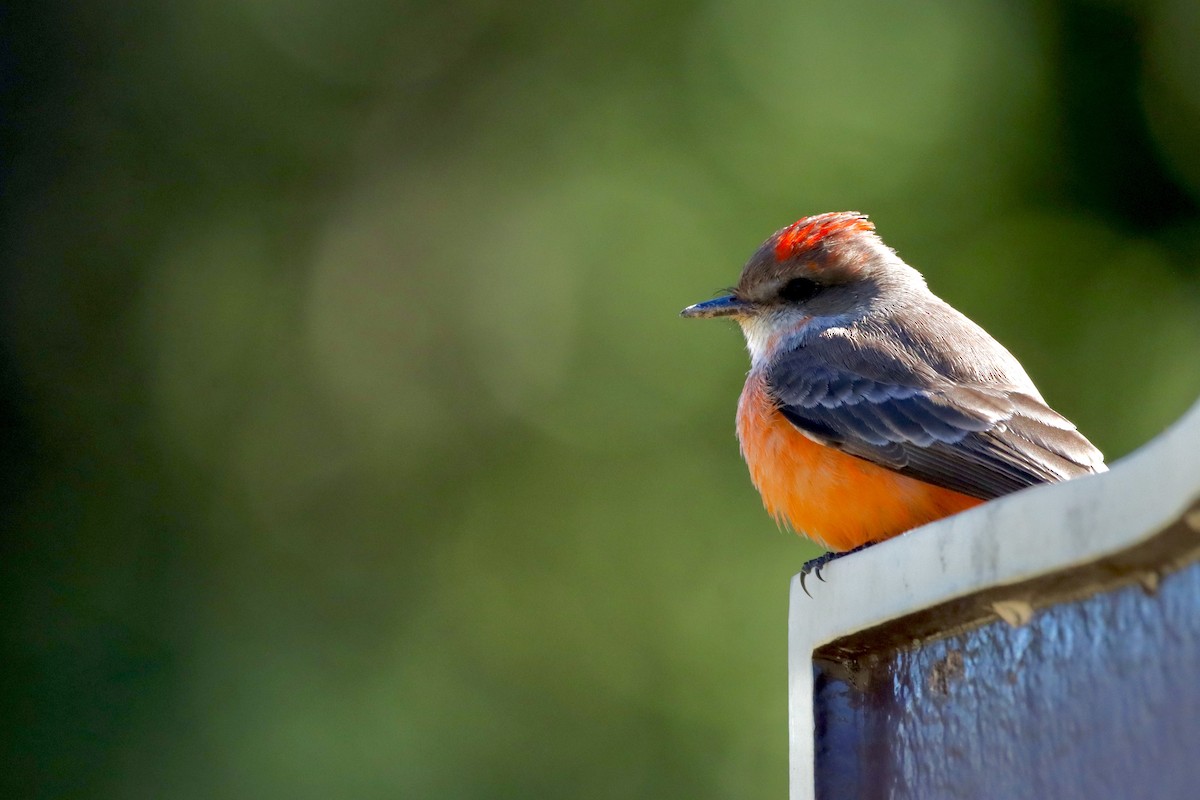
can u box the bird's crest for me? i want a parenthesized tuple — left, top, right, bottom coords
(773, 212, 874, 261)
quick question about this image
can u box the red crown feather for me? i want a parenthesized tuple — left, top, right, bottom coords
(773, 212, 874, 261)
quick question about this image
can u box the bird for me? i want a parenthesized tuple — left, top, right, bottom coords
(681, 212, 1105, 581)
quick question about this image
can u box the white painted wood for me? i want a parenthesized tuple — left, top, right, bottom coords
(788, 396, 1200, 800)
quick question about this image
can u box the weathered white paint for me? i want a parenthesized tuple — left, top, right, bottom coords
(788, 396, 1200, 800)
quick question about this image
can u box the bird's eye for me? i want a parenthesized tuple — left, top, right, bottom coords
(779, 277, 822, 303)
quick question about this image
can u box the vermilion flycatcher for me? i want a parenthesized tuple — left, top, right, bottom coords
(682, 211, 1105, 560)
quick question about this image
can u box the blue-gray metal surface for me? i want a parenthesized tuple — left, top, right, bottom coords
(813, 512, 1200, 800)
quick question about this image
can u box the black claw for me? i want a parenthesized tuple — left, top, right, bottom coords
(798, 543, 877, 597)
(799, 551, 835, 597)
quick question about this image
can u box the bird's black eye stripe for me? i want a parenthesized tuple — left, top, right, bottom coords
(779, 277, 822, 303)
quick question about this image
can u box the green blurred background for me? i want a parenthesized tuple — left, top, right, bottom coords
(3, 1, 1200, 797)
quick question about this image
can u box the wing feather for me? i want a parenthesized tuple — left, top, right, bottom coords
(766, 328, 1106, 500)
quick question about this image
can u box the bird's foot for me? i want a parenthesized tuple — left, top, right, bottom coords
(799, 551, 837, 596)
(799, 542, 875, 597)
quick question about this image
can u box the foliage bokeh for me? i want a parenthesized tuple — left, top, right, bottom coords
(3, 1, 1200, 797)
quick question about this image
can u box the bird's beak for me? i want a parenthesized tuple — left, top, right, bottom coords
(680, 294, 751, 319)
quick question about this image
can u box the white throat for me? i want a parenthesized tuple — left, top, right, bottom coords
(738, 312, 821, 369)
(738, 315, 777, 369)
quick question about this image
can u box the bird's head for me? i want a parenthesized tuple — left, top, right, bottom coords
(681, 212, 921, 363)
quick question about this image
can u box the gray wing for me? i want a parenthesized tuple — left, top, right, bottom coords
(766, 329, 1106, 500)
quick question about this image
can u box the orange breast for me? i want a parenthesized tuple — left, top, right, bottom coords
(736, 371, 982, 552)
